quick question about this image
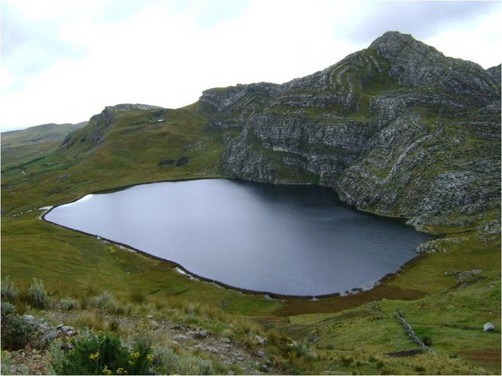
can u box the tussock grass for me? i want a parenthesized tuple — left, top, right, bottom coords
(70, 311, 107, 332)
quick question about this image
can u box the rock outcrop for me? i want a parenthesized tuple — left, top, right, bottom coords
(61, 103, 165, 151)
(197, 31, 501, 234)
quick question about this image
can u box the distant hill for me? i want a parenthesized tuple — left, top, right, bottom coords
(2, 122, 87, 148)
(1, 122, 87, 170)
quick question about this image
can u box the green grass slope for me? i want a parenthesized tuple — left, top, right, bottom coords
(2, 103, 499, 374)
(1, 122, 86, 170)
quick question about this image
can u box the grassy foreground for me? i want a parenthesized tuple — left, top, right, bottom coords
(1, 107, 500, 374)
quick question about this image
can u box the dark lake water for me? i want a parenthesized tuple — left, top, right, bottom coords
(44, 179, 430, 296)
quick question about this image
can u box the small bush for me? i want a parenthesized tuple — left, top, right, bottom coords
(50, 331, 154, 375)
(178, 354, 214, 375)
(182, 301, 201, 315)
(108, 319, 120, 332)
(1, 302, 36, 350)
(60, 298, 79, 311)
(73, 311, 106, 331)
(415, 365, 427, 373)
(88, 291, 119, 312)
(266, 329, 286, 345)
(29, 278, 48, 309)
(129, 291, 146, 304)
(1, 276, 18, 302)
(152, 347, 180, 374)
(221, 328, 234, 340)
(151, 348, 214, 375)
(422, 336, 433, 347)
(233, 318, 261, 336)
(288, 341, 316, 360)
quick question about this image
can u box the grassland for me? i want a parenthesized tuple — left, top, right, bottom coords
(1, 106, 500, 374)
(1, 123, 85, 171)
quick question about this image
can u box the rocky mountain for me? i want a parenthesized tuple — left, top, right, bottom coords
(197, 31, 500, 236)
(56, 31, 500, 239)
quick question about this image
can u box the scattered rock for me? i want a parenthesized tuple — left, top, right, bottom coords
(150, 320, 160, 330)
(188, 328, 209, 339)
(444, 270, 484, 289)
(483, 322, 495, 332)
(254, 335, 267, 346)
(22, 315, 35, 323)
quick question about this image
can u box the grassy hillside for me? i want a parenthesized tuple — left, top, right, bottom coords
(1, 105, 500, 374)
(1, 122, 86, 170)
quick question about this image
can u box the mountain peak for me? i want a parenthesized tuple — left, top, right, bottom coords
(104, 103, 164, 112)
(367, 31, 496, 97)
(369, 31, 442, 62)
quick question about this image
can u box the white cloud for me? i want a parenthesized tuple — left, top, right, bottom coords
(424, 4, 502, 68)
(1, 0, 500, 131)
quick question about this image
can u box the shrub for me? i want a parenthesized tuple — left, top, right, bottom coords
(1, 302, 36, 350)
(87, 291, 119, 312)
(152, 347, 180, 374)
(108, 319, 120, 332)
(1, 276, 18, 302)
(60, 298, 79, 311)
(422, 335, 433, 347)
(151, 348, 214, 375)
(415, 365, 427, 373)
(129, 291, 146, 304)
(266, 329, 286, 345)
(288, 341, 316, 361)
(50, 331, 154, 375)
(29, 278, 48, 309)
(73, 311, 106, 332)
(178, 354, 214, 375)
(221, 328, 234, 340)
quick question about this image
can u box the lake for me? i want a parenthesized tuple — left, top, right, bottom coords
(44, 179, 431, 297)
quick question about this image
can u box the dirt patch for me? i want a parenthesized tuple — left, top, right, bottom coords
(276, 285, 425, 316)
(275, 255, 427, 316)
(460, 349, 501, 371)
(386, 349, 424, 357)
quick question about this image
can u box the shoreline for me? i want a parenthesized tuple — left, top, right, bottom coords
(41, 177, 429, 301)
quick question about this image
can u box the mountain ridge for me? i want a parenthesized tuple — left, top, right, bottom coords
(191, 31, 500, 239)
(7, 31, 502, 240)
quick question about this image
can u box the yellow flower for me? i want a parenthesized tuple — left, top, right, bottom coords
(102, 365, 112, 375)
(129, 351, 140, 359)
(116, 368, 125, 375)
(89, 351, 100, 361)
(146, 354, 154, 362)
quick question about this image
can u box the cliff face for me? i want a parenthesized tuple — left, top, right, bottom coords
(198, 31, 501, 234)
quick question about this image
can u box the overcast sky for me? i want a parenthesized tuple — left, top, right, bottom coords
(1, 0, 501, 131)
